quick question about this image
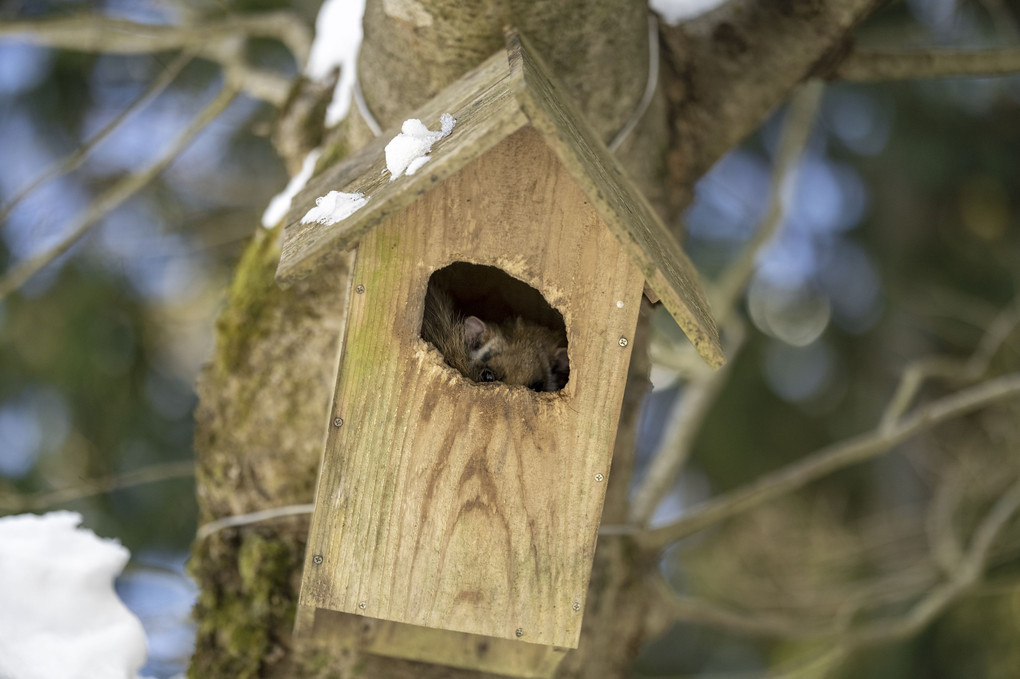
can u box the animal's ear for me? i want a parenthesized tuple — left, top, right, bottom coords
(554, 347, 569, 372)
(464, 316, 486, 348)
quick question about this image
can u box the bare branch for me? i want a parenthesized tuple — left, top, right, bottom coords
(656, 480, 1019, 653)
(881, 300, 1020, 429)
(200, 35, 293, 106)
(712, 80, 824, 323)
(641, 373, 1020, 549)
(0, 461, 194, 511)
(0, 83, 239, 301)
(225, 64, 293, 106)
(0, 12, 312, 66)
(659, 579, 833, 639)
(851, 480, 1020, 646)
(836, 47, 1020, 82)
(0, 49, 195, 227)
(0, 12, 306, 104)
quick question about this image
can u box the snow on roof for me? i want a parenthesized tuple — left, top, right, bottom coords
(385, 113, 457, 180)
(301, 190, 370, 226)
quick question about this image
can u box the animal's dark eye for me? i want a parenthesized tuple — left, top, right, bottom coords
(480, 368, 496, 382)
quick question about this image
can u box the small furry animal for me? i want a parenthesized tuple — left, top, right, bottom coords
(422, 286, 569, 392)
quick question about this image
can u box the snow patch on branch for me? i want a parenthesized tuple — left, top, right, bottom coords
(262, 148, 321, 228)
(301, 190, 370, 226)
(385, 113, 456, 181)
(0, 512, 149, 679)
(306, 0, 366, 126)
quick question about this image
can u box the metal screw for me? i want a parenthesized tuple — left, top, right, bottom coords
(355, 284, 365, 294)
(515, 628, 523, 638)
(312, 555, 323, 565)
(358, 601, 367, 610)
(619, 337, 629, 347)
(333, 417, 344, 427)
(572, 602, 581, 612)
(595, 473, 604, 482)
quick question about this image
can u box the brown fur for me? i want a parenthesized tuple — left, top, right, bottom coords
(421, 287, 568, 392)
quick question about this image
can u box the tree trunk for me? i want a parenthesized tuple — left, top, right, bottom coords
(188, 1, 884, 677)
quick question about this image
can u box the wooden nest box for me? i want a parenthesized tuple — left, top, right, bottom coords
(278, 31, 723, 678)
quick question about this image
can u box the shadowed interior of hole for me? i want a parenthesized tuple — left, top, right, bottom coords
(422, 262, 569, 389)
(427, 263, 566, 331)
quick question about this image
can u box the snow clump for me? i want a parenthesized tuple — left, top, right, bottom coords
(0, 512, 149, 679)
(385, 113, 456, 180)
(300, 190, 370, 226)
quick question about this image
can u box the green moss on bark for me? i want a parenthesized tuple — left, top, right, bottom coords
(214, 227, 288, 376)
(188, 532, 302, 679)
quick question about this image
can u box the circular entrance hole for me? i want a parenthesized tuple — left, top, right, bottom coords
(421, 263, 569, 392)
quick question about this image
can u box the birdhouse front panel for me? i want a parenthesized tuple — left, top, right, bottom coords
(298, 126, 644, 648)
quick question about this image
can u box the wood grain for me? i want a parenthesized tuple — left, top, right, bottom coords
(299, 128, 644, 648)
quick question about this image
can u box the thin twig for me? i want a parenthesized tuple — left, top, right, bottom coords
(658, 579, 832, 639)
(200, 35, 293, 105)
(641, 373, 1020, 549)
(881, 299, 1020, 429)
(836, 47, 1020, 81)
(0, 83, 239, 301)
(851, 480, 1020, 646)
(0, 49, 196, 228)
(712, 80, 824, 324)
(196, 503, 315, 540)
(0, 13, 305, 104)
(0, 12, 312, 66)
(656, 479, 1019, 661)
(0, 461, 195, 512)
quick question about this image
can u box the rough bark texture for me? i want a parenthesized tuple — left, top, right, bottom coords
(189, 231, 351, 679)
(188, 1, 886, 677)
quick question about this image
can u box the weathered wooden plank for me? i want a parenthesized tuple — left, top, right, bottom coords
(506, 31, 725, 368)
(299, 128, 644, 648)
(307, 609, 568, 678)
(276, 50, 529, 284)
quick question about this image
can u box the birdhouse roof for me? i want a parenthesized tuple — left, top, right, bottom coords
(276, 31, 723, 368)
